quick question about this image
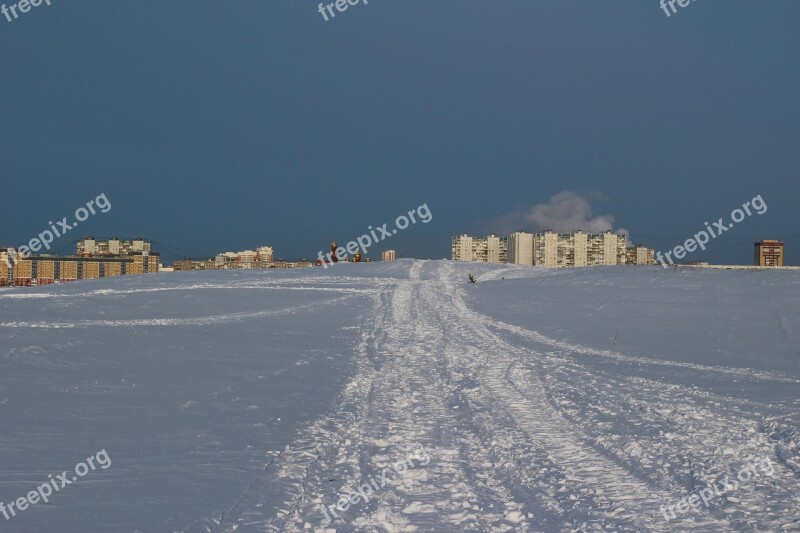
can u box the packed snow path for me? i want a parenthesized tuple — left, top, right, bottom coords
(203, 261, 800, 532)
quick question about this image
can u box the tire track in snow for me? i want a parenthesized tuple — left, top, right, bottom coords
(432, 261, 732, 531)
(190, 279, 397, 532)
(0, 295, 362, 328)
(475, 309, 800, 385)
(467, 298, 800, 530)
(192, 261, 781, 532)
(345, 260, 530, 531)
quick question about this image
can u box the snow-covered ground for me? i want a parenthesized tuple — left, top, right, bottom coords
(0, 260, 798, 532)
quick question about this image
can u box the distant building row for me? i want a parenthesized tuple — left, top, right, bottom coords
(173, 246, 314, 271)
(452, 231, 655, 267)
(1, 237, 161, 286)
(77, 237, 151, 257)
(214, 246, 274, 267)
(1, 248, 159, 287)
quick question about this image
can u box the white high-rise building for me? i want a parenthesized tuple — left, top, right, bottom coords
(556, 231, 589, 267)
(456, 231, 628, 267)
(486, 235, 507, 263)
(533, 231, 559, 267)
(451, 234, 507, 263)
(586, 231, 627, 266)
(77, 237, 151, 257)
(626, 245, 655, 265)
(532, 230, 627, 268)
(572, 231, 588, 267)
(80, 238, 96, 255)
(508, 232, 534, 265)
(131, 238, 146, 252)
(452, 234, 475, 261)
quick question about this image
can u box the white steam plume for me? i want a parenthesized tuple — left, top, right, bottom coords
(490, 191, 628, 238)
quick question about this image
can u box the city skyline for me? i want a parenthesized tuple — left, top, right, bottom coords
(0, 187, 792, 265)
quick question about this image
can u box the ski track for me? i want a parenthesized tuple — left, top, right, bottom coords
(189, 261, 799, 532)
(0, 294, 366, 328)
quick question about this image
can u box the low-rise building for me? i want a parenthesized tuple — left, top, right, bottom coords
(174, 259, 216, 271)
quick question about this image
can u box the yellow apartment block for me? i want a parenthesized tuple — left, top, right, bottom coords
(60, 261, 79, 281)
(2, 252, 160, 286)
(131, 255, 159, 274)
(14, 260, 33, 279)
(37, 260, 56, 279)
(83, 262, 100, 279)
(128, 261, 143, 275)
(104, 262, 122, 277)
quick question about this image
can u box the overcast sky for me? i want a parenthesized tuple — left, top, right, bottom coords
(1, 1, 798, 264)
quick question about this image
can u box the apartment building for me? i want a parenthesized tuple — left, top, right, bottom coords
(626, 245, 656, 265)
(529, 231, 628, 267)
(272, 260, 314, 269)
(754, 240, 784, 266)
(533, 231, 559, 267)
(128, 254, 160, 275)
(587, 231, 627, 266)
(382, 250, 396, 261)
(457, 230, 631, 268)
(548, 231, 591, 267)
(174, 259, 216, 271)
(451, 234, 475, 262)
(0, 248, 11, 285)
(508, 232, 534, 265)
(0, 254, 159, 286)
(256, 246, 274, 263)
(213, 246, 275, 269)
(486, 235, 507, 263)
(451, 234, 508, 263)
(77, 237, 151, 256)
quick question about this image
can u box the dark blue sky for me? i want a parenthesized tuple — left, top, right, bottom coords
(2, 1, 798, 264)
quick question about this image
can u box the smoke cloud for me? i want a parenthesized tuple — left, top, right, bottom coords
(490, 191, 628, 237)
